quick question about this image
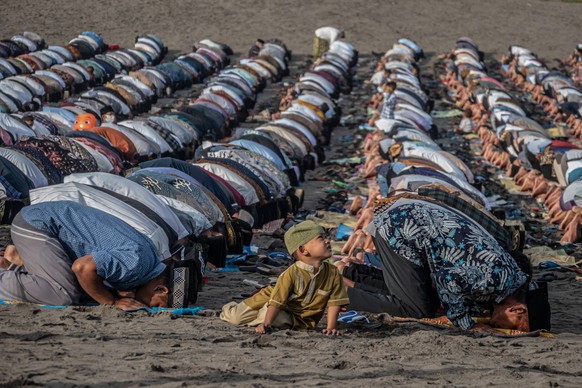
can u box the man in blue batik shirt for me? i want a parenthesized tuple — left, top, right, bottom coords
(344, 196, 533, 333)
(0, 201, 171, 310)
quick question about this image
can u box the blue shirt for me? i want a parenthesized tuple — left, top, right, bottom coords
(20, 201, 165, 290)
(374, 198, 527, 330)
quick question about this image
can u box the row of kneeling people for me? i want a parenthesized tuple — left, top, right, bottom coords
(325, 38, 550, 334)
(0, 33, 357, 312)
(444, 39, 582, 243)
(0, 38, 293, 262)
(0, 32, 167, 111)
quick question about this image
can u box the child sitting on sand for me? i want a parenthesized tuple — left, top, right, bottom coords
(220, 220, 349, 335)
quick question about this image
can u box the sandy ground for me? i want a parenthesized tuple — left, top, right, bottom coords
(0, 0, 581, 59)
(2, 1, 582, 387)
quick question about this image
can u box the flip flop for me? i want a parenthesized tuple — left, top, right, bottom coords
(537, 272, 562, 282)
(238, 265, 257, 273)
(242, 279, 265, 288)
(537, 261, 561, 271)
(338, 310, 370, 323)
(256, 265, 284, 276)
(267, 252, 293, 266)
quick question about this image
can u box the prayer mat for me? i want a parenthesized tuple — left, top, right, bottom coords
(308, 210, 358, 229)
(0, 300, 204, 316)
(367, 312, 553, 338)
(524, 246, 577, 266)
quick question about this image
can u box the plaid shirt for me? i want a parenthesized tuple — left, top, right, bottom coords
(145, 120, 182, 152)
(0, 176, 22, 198)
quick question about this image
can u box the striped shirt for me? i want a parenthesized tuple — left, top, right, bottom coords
(380, 92, 397, 119)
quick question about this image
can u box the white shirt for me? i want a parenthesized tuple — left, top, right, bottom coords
(390, 174, 487, 207)
(299, 74, 334, 95)
(117, 120, 172, 153)
(204, 147, 287, 197)
(203, 85, 245, 108)
(393, 128, 437, 145)
(113, 75, 155, 99)
(229, 139, 287, 170)
(0, 80, 34, 104)
(371, 71, 386, 86)
(0, 148, 48, 188)
(315, 27, 343, 43)
(70, 139, 114, 172)
(286, 102, 323, 124)
(239, 59, 272, 79)
(258, 125, 308, 158)
(103, 123, 162, 156)
(0, 113, 36, 140)
(196, 162, 260, 205)
(401, 148, 474, 183)
(272, 118, 317, 146)
(155, 195, 212, 236)
(296, 94, 335, 119)
(148, 116, 194, 145)
(197, 93, 238, 116)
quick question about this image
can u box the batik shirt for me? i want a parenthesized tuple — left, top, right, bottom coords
(373, 197, 527, 330)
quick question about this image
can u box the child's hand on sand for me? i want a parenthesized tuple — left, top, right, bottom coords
(255, 323, 272, 334)
(113, 297, 147, 311)
(322, 328, 341, 336)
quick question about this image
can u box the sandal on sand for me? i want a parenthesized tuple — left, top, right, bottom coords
(537, 272, 563, 282)
(337, 310, 383, 330)
(256, 265, 284, 276)
(338, 310, 370, 323)
(239, 255, 269, 269)
(242, 279, 265, 289)
(267, 252, 293, 266)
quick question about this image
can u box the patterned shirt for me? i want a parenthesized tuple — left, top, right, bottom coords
(127, 170, 226, 224)
(417, 186, 512, 251)
(380, 92, 397, 119)
(20, 201, 164, 291)
(373, 197, 527, 330)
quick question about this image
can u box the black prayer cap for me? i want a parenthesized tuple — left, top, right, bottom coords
(526, 281, 551, 331)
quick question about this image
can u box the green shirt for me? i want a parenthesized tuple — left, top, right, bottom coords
(244, 261, 350, 330)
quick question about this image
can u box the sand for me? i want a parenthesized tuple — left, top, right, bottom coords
(1, 0, 581, 59)
(1, 0, 582, 386)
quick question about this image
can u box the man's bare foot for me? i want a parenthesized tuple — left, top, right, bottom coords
(1, 257, 11, 269)
(4, 245, 24, 267)
(349, 196, 364, 215)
